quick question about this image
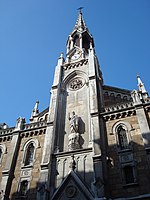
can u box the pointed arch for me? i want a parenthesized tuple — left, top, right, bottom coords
(112, 121, 132, 150)
(22, 139, 39, 166)
(63, 70, 88, 88)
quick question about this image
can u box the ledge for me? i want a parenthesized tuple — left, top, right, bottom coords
(53, 147, 93, 157)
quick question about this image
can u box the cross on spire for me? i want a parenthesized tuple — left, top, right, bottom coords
(77, 7, 84, 14)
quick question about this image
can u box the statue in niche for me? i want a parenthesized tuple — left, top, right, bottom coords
(68, 112, 80, 151)
(68, 111, 79, 133)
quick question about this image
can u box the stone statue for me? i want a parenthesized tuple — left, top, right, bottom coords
(68, 111, 79, 133)
(68, 112, 80, 151)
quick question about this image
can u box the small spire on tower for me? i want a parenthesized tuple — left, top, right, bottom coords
(137, 75, 147, 93)
(73, 7, 88, 32)
(31, 100, 39, 118)
(137, 75, 148, 101)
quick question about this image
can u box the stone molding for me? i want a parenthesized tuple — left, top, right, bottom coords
(102, 102, 136, 121)
(63, 59, 88, 70)
(20, 128, 46, 138)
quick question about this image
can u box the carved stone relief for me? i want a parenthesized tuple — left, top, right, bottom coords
(65, 185, 77, 198)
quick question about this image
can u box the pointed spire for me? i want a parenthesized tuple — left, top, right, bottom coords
(57, 52, 64, 66)
(31, 100, 39, 118)
(73, 9, 88, 32)
(137, 75, 148, 101)
(137, 75, 147, 94)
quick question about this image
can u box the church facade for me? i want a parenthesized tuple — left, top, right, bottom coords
(0, 11, 150, 200)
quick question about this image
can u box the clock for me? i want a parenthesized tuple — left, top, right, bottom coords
(71, 51, 81, 61)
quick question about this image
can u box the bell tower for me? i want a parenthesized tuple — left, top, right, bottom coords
(66, 9, 94, 62)
(39, 10, 107, 200)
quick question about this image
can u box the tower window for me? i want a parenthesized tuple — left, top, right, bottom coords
(82, 35, 90, 50)
(19, 180, 28, 196)
(24, 143, 35, 166)
(123, 166, 134, 184)
(117, 126, 128, 150)
(73, 35, 80, 47)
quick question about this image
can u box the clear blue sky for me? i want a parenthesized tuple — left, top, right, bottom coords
(0, 0, 150, 127)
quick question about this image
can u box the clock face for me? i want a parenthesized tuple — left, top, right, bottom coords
(71, 51, 81, 60)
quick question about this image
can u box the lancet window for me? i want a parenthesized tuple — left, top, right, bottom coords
(117, 125, 129, 150)
(24, 143, 35, 166)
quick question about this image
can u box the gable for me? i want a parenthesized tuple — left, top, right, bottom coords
(51, 171, 94, 200)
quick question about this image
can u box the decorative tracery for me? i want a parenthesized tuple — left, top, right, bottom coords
(69, 78, 85, 91)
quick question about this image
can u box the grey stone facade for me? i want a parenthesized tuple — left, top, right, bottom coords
(0, 11, 150, 200)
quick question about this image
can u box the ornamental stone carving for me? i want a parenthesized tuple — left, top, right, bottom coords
(68, 132, 80, 151)
(65, 185, 77, 198)
(69, 78, 84, 91)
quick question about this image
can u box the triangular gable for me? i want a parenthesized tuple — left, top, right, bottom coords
(51, 171, 94, 200)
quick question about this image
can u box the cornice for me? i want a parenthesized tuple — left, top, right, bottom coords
(63, 59, 88, 71)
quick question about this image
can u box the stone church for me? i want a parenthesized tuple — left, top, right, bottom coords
(0, 11, 150, 200)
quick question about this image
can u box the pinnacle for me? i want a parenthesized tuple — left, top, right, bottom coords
(73, 11, 88, 32)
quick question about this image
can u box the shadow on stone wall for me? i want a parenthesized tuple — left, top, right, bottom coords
(6, 139, 150, 200)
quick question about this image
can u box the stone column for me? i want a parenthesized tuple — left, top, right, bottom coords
(88, 47, 105, 198)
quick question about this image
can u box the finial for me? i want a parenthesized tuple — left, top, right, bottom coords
(136, 74, 148, 101)
(60, 52, 63, 59)
(137, 75, 146, 93)
(77, 7, 84, 14)
(31, 100, 39, 118)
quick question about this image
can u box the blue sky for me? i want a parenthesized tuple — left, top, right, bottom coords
(0, 0, 150, 126)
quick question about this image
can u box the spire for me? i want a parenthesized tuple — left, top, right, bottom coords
(31, 100, 39, 118)
(73, 9, 88, 33)
(137, 75, 148, 101)
(137, 75, 147, 93)
(66, 9, 94, 59)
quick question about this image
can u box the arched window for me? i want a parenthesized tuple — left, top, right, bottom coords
(22, 139, 39, 167)
(117, 125, 128, 150)
(112, 121, 132, 151)
(24, 143, 35, 166)
(73, 35, 80, 47)
(82, 35, 90, 51)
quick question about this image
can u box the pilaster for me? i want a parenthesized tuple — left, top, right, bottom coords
(1, 132, 20, 200)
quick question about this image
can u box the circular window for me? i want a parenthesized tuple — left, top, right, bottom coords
(68, 77, 85, 91)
